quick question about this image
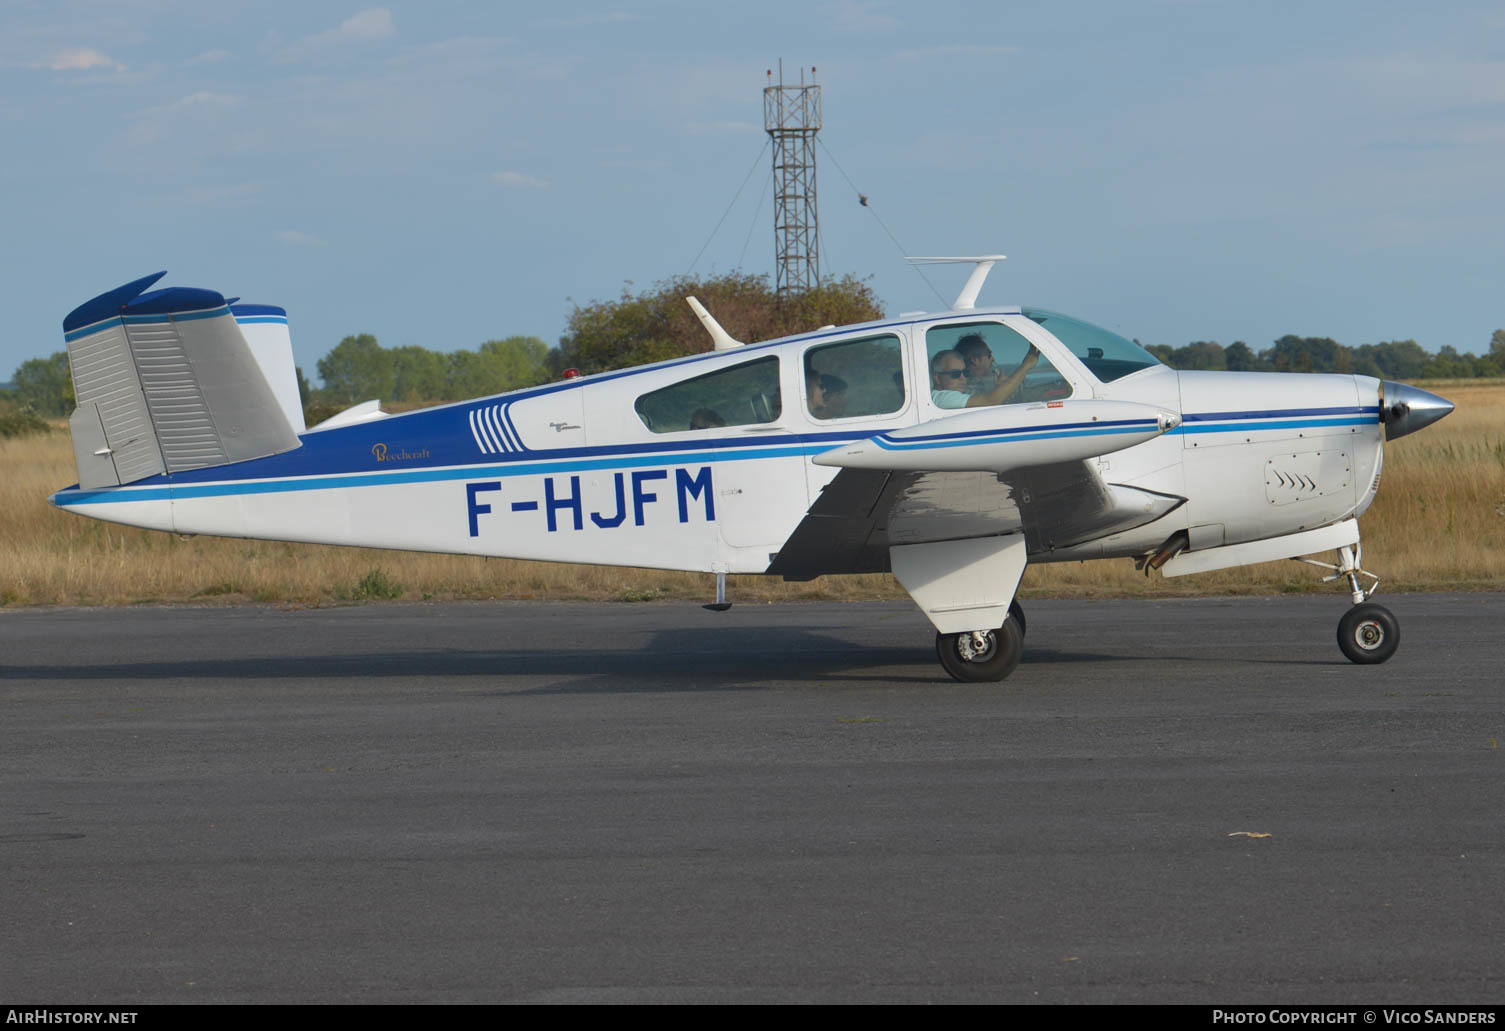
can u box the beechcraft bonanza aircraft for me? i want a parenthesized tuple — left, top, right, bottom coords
(51, 258, 1454, 681)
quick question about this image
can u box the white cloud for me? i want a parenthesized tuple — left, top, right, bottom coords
(895, 44, 1021, 61)
(43, 48, 123, 72)
(340, 9, 396, 41)
(187, 49, 230, 66)
(686, 120, 761, 135)
(180, 183, 260, 206)
(601, 157, 672, 171)
(543, 12, 638, 27)
(208, 36, 563, 166)
(276, 229, 327, 246)
(1042, 50, 1505, 252)
(829, 1, 900, 33)
(128, 91, 244, 147)
(493, 170, 548, 190)
(279, 8, 395, 62)
(385, 35, 520, 72)
(0, 17, 145, 70)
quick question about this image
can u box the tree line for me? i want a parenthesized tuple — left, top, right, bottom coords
(2, 272, 887, 427)
(1142, 331, 1505, 379)
(5, 272, 1502, 434)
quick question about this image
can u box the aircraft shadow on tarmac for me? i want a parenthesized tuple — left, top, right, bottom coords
(0, 623, 1134, 689)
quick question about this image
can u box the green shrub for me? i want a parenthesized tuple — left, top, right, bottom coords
(340, 566, 403, 601)
(0, 401, 49, 439)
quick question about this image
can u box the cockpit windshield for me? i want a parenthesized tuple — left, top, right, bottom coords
(1021, 308, 1163, 383)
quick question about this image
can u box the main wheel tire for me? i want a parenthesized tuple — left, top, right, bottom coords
(936, 619, 1025, 683)
(1008, 598, 1027, 638)
(1337, 602, 1400, 664)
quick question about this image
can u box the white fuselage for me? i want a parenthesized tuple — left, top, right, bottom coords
(52, 308, 1386, 577)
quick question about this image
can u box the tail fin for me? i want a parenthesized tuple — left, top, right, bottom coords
(62, 273, 302, 489)
(231, 304, 307, 433)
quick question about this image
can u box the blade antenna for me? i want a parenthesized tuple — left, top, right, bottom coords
(906, 255, 1007, 310)
(685, 296, 745, 350)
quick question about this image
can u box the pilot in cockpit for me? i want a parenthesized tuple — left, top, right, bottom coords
(930, 343, 1039, 409)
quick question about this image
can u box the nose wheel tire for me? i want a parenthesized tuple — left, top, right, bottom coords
(936, 617, 1025, 683)
(1337, 602, 1399, 665)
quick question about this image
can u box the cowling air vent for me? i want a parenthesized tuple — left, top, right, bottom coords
(1265, 451, 1351, 506)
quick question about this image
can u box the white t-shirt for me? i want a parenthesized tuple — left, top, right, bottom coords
(931, 389, 970, 409)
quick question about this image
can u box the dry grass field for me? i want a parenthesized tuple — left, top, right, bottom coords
(2, 382, 1501, 607)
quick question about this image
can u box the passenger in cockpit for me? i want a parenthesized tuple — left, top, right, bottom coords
(816, 374, 848, 419)
(930, 345, 1039, 409)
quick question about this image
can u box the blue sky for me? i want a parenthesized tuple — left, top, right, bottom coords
(4, 1, 1503, 383)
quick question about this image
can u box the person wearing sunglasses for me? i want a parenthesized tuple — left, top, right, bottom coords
(930, 344, 1040, 409)
(955, 333, 998, 394)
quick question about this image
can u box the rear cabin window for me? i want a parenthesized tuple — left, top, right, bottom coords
(634, 356, 781, 433)
(802, 334, 905, 421)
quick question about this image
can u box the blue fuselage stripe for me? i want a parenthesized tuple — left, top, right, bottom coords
(51, 405, 1381, 508)
(1173, 416, 1373, 434)
(875, 422, 1158, 451)
(1182, 406, 1374, 422)
(52, 445, 814, 506)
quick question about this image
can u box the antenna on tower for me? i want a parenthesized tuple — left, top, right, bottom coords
(764, 61, 821, 297)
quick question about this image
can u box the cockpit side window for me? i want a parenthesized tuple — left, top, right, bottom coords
(634, 356, 781, 433)
(924, 321, 1072, 410)
(802, 334, 905, 421)
(1021, 309, 1163, 383)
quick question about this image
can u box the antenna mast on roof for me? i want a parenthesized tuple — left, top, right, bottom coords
(764, 61, 821, 297)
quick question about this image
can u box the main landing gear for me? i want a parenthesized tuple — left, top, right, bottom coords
(1298, 542, 1399, 665)
(936, 600, 1027, 683)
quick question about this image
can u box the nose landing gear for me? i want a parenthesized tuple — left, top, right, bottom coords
(1298, 542, 1398, 664)
(1337, 602, 1399, 664)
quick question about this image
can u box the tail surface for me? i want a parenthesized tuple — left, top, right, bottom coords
(62, 273, 303, 489)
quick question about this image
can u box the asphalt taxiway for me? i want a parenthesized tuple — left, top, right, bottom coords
(2, 594, 1501, 1003)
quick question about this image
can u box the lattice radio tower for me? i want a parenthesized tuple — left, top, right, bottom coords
(764, 62, 821, 296)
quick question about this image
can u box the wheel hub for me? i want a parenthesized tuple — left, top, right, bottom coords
(1353, 619, 1386, 650)
(957, 630, 996, 662)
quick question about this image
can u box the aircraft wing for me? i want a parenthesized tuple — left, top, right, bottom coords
(770, 406, 1179, 577)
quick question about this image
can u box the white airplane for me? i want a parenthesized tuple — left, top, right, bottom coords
(50, 258, 1454, 682)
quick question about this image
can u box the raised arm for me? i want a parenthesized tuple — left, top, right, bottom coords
(967, 346, 1040, 408)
